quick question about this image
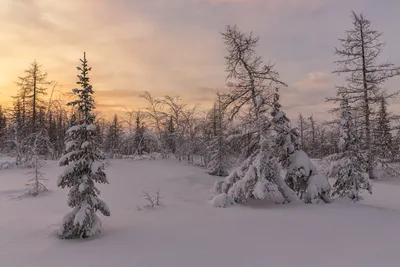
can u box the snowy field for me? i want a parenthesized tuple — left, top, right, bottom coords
(1, 159, 400, 267)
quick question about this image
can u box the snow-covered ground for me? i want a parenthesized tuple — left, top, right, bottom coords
(1, 159, 400, 267)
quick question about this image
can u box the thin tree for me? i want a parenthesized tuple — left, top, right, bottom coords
(104, 114, 123, 157)
(372, 96, 400, 177)
(327, 11, 400, 179)
(162, 96, 186, 160)
(207, 93, 230, 176)
(297, 113, 308, 151)
(0, 106, 7, 151)
(374, 96, 393, 160)
(392, 130, 400, 162)
(308, 116, 317, 157)
(140, 91, 165, 137)
(165, 115, 176, 155)
(134, 113, 145, 156)
(330, 98, 371, 201)
(58, 52, 110, 239)
(26, 131, 48, 196)
(26, 157, 48, 196)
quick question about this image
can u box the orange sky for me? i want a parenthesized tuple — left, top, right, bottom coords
(0, 0, 226, 117)
(1, 0, 400, 120)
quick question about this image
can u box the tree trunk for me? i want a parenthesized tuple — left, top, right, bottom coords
(360, 20, 374, 179)
(32, 63, 37, 133)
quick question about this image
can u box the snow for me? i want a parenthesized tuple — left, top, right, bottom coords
(90, 161, 103, 174)
(95, 198, 111, 216)
(73, 202, 89, 226)
(306, 174, 331, 203)
(59, 208, 78, 234)
(288, 150, 317, 179)
(66, 125, 82, 135)
(211, 193, 231, 208)
(78, 181, 87, 192)
(253, 179, 265, 199)
(1, 159, 400, 267)
(88, 214, 102, 237)
(65, 141, 77, 152)
(59, 150, 81, 165)
(0, 155, 15, 169)
(273, 110, 286, 121)
(81, 141, 90, 149)
(86, 124, 96, 131)
(57, 165, 75, 186)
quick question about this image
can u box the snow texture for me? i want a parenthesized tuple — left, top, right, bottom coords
(1, 159, 400, 267)
(66, 125, 82, 135)
(211, 193, 232, 208)
(86, 124, 96, 132)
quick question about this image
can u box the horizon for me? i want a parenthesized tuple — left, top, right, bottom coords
(1, 0, 400, 121)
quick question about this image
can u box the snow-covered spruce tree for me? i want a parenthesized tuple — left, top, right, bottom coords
(327, 11, 400, 179)
(272, 89, 331, 203)
(212, 133, 284, 207)
(211, 25, 299, 207)
(57, 52, 110, 239)
(207, 94, 231, 176)
(330, 98, 371, 201)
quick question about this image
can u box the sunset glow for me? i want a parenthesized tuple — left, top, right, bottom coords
(1, 0, 399, 119)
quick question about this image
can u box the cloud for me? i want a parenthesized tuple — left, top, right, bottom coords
(1, 0, 400, 121)
(5, 0, 56, 30)
(280, 71, 336, 120)
(293, 71, 330, 89)
(96, 89, 142, 99)
(96, 103, 129, 109)
(195, 0, 252, 4)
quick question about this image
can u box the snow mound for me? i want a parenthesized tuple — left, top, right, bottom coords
(305, 174, 332, 203)
(211, 193, 233, 208)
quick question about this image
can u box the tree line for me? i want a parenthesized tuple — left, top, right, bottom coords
(0, 10, 400, 238)
(0, 11, 399, 202)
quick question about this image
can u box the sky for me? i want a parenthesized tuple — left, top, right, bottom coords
(0, 0, 399, 121)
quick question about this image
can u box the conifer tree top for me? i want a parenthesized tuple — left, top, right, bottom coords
(67, 52, 95, 124)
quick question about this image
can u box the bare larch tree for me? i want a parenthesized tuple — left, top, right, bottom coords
(328, 11, 400, 179)
(212, 25, 302, 205)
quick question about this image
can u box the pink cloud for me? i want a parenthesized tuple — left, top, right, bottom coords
(293, 71, 331, 89)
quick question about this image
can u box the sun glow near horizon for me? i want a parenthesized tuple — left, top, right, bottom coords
(0, 0, 399, 120)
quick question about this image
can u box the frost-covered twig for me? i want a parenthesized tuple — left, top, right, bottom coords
(141, 189, 163, 208)
(142, 191, 156, 208)
(155, 189, 163, 206)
